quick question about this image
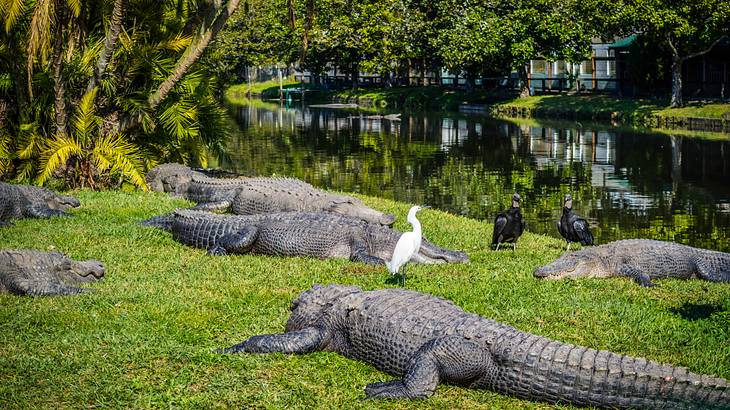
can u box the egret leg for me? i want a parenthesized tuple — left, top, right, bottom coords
(401, 264, 407, 287)
(513, 242, 517, 252)
(495, 243, 501, 251)
(566, 241, 571, 252)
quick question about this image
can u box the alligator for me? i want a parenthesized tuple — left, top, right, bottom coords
(534, 239, 730, 286)
(0, 249, 105, 296)
(141, 209, 468, 264)
(145, 163, 395, 225)
(0, 181, 80, 226)
(217, 284, 730, 408)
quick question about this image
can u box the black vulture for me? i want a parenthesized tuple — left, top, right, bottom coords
(491, 193, 526, 251)
(557, 194, 594, 251)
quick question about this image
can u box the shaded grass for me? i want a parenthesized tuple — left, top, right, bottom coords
(1, 191, 729, 408)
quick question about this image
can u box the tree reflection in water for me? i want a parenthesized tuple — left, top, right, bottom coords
(222, 102, 730, 252)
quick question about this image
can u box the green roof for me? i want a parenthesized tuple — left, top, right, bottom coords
(608, 34, 637, 49)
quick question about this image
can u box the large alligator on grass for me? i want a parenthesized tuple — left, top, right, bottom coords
(145, 163, 395, 225)
(0, 181, 80, 226)
(141, 209, 467, 264)
(0, 249, 105, 296)
(534, 239, 730, 287)
(218, 284, 730, 408)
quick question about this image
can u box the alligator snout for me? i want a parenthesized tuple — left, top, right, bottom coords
(79, 260, 106, 278)
(62, 196, 81, 208)
(380, 213, 396, 226)
(533, 267, 551, 278)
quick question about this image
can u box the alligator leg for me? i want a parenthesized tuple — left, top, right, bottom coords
(365, 335, 496, 400)
(619, 265, 655, 287)
(192, 200, 232, 212)
(695, 258, 730, 283)
(25, 205, 71, 218)
(217, 327, 331, 354)
(208, 227, 258, 256)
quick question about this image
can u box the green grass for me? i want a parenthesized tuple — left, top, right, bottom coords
(226, 78, 301, 102)
(492, 95, 730, 123)
(3, 191, 727, 408)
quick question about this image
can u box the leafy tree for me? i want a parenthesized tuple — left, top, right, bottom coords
(0, 0, 241, 188)
(607, 0, 730, 106)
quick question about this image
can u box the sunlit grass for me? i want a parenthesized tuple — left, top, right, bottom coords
(1, 191, 728, 408)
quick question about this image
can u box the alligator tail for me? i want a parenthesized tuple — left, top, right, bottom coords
(418, 239, 469, 263)
(493, 332, 730, 409)
(139, 214, 174, 231)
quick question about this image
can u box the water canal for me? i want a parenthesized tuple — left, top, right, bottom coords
(220, 101, 730, 252)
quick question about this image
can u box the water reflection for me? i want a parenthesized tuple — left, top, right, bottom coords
(222, 101, 730, 252)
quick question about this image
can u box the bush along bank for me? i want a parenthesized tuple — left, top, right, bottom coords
(486, 96, 730, 133)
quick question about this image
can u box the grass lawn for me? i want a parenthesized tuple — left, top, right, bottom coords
(226, 78, 301, 102)
(493, 95, 730, 120)
(2, 191, 728, 408)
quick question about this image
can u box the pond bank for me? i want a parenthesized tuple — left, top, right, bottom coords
(326, 88, 730, 133)
(485, 95, 730, 133)
(1, 190, 729, 407)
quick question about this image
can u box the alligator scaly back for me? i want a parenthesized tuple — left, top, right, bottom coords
(219, 285, 729, 409)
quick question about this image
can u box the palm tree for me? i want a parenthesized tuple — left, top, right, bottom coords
(0, 0, 242, 188)
(37, 88, 147, 189)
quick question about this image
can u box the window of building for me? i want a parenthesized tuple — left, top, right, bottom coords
(607, 60, 616, 77)
(554, 61, 567, 75)
(530, 60, 547, 74)
(580, 60, 593, 75)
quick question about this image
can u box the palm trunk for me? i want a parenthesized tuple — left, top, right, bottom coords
(147, 0, 241, 110)
(52, 5, 68, 136)
(86, 0, 126, 94)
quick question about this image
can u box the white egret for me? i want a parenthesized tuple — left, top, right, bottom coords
(386, 205, 430, 285)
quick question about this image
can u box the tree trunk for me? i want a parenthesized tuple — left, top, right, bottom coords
(86, 0, 126, 94)
(670, 57, 684, 107)
(518, 65, 530, 98)
(147, 0, 241, 110)
(52, 5, 68, 136)
(299, 0, 313, 65)
(350, 62, 358, 89)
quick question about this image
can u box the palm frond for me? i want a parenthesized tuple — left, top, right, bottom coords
(36, 133, 82, 185)
(14, 158, 37, 183)
(92, 133, 148, 189)
(80, 36, 105, 72)
(157, 98, 199, 142)
(27, 0, 54, 69)
(65, 0, 80, 17)
(0, 73, 12, 94)
(72, 87, 100, 145)
(2, 0, 27, 33)
(0, 129, 14, 177)
(156, 33, 192, 52)
(15, 122, 43, 160)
